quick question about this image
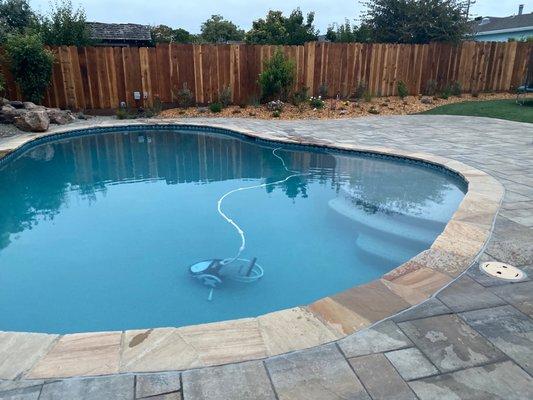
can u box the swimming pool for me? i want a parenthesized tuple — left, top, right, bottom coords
(0, 127, 466, 334)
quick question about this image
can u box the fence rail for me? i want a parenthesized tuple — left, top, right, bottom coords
(1, 41, 531, 111)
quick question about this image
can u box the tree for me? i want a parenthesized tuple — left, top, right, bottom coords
(200, 15, 244, 43)
(39, 0, 91, 46)
(0, 0, 37, 43)
(326, 19, 372, 43)
(362, 0, 471, 44)
(4, 33, 54, 103)
(151, 24, 192, 43)
(246, 8, 318, 45)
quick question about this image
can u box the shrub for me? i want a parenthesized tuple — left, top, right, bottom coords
(353, 81, 367, 100)
(174, 83, 195, 108)
(219, 85, 232, 107)
(450, 81, 462, 96)
(439, 85, 451, 99)
(309, 96, 324, 109)
(424, 79, 438, 96)
(4, 33, 54, 104)
(363, 90, 372, 103)
(291, 86, 309, 106)
(318, 83, 328, 98)
(272, 110, 280, 118)
(115, 107, 134, 120)
(397, 80, 408, 99)
(258, 49, 295, 101)
(209, 102, 222, 113)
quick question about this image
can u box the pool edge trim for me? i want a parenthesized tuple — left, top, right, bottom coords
(0, 119, 504, 380)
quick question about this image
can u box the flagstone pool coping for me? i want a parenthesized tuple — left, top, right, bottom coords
(0, 118, 504, 380)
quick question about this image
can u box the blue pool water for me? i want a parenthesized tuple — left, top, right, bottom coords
(0, 127, 466, 333)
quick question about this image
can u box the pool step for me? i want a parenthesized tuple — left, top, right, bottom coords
(328, 195, 444, 245)
(354, 232, 426, 268)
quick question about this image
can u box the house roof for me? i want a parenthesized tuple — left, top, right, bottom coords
(86, 22, 152, 42)
(474, 13, 533, 35)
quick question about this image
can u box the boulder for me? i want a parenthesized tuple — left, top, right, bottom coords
(420, 96, 433, 104)
(23, 101, 44, 110)
(0, 105, 27, 124)
(9, 100, 24, 109)
(47, 108, 76, 124)
(1, 98, 9, 106)
(14, 110, 50, 132)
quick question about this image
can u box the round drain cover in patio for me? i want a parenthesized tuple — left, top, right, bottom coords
(480, 261, 526, 281)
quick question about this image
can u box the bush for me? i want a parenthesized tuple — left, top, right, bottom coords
(272, 110, 281, 118)
(258, 49, 295, 101)
(353, 81, 367, 100)
(209, 102, 222, 113)
(439, 85, 451, 99)
(219, 85, 232, 107)
(424, 79, 438, 96)
(4, 33, 54, 104)
(450, 81, 462, 96)
(363, 90, 372, 102)
(397, 80, 408, 99)
(318, 83, 328, 98)
(309, 96, 324, 109)
(291, 86, 309, 106)
(115, 107, 134, 120)
(174, 83, 195, 108)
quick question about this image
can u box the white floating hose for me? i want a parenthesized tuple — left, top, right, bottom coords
(217, 147, 307, 266)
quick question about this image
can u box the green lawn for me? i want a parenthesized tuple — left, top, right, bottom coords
(421, 98, 533, 124)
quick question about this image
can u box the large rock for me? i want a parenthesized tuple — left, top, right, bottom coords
(23, 101, 44, 110)
(0, 105, 27, 124)
(1, 98, 10, 106)
(14, 110, 50, 132)
(47, 108, 76, 125)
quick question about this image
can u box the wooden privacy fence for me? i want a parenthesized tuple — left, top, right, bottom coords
(1, 41, 531, 111)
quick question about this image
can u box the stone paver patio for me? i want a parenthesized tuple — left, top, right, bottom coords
(0, 115, 532, 399)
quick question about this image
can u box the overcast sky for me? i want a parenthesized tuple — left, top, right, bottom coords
(29, 0, 526, 33)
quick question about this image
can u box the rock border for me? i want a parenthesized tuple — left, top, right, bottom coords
(0, 119, 503, 380)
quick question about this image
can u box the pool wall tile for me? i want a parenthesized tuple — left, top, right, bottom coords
(27, 331, 122, 379)
(120, 328, 203, 373)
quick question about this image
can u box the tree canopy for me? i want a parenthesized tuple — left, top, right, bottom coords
(200, 15, 244, 43)
(362, 0, 471, 44)
(0, 0, 37, 43)
(326, 19, 372, 43)
(151, 25, 192, 43)
(246, 8, 318, 45)
(38, 0, 91, 46)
